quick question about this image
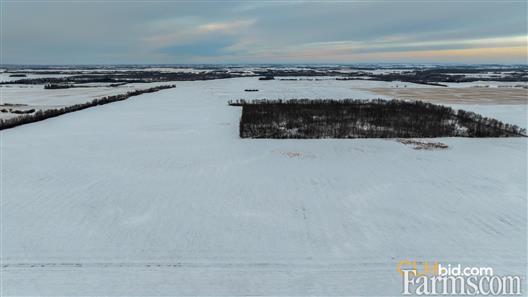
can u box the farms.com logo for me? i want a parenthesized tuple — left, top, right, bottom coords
(397, 259, 523, 295)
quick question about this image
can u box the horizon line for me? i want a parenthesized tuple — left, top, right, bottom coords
(2, 62, 528, 67)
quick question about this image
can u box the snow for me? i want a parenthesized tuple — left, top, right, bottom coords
(256, 76, 439, 91)
(0, 73, 74, 83)
(0, 82, 175, 120)
(142, 67, 214, 73)
(357, 69, 412, 75)
(1, 77, 526, 295)
(451, 104, 527, 129)
(441, 81, 528, 88)
(442, 71, 525, 79)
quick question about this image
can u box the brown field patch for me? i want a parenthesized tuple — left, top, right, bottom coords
(363, 87, 528, 105)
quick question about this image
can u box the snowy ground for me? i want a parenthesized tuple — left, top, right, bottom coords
(0, 82, 173, 120)
(1, 77, 527, 296)
(0, 73, 74, 83)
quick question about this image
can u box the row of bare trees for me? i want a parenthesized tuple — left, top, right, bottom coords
(0, 85, 176, 130)
(230, 99, 526, 138)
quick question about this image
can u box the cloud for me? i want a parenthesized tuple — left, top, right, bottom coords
(3, 1, 527, 64)
(197, 19, 256, 34)
(158, 37, 238, 57)
(144, 19, 256, 50)
(225, 34, 527, 64)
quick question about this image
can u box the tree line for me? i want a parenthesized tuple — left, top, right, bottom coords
(229, 99, 526, 138)
(0, 84, 176, 130)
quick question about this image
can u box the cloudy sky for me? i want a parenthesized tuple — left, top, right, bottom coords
(3, 0, 527, 64)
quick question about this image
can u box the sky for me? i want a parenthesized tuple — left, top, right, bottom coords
(2, 0, 527, 64)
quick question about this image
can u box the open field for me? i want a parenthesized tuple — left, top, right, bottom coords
(2, 77, 526, 295)
(365, 87, 528, 105)
(0, 82, 172, 120)
(0, 85, 176, 130)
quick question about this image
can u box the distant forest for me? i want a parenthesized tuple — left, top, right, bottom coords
(3, 65, 526, 87)
(229, 99, 526, 138)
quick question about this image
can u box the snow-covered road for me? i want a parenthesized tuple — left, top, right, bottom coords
(2, 78, 526, 295)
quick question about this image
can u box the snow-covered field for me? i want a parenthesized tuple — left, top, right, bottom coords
(0, 82, 173, 107)
(0, 73, 74, 83)
(1, 77, 526, 295)
(442, 81, 528, 88)
(0, 82, 173, 120)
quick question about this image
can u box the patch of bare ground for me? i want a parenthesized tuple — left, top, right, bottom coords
(397, 139, 449, 150)
(363, 88, 528, 105)
(272, 150, 316, 159)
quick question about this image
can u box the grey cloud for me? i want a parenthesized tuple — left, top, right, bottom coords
(3, 1, 527, 64)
